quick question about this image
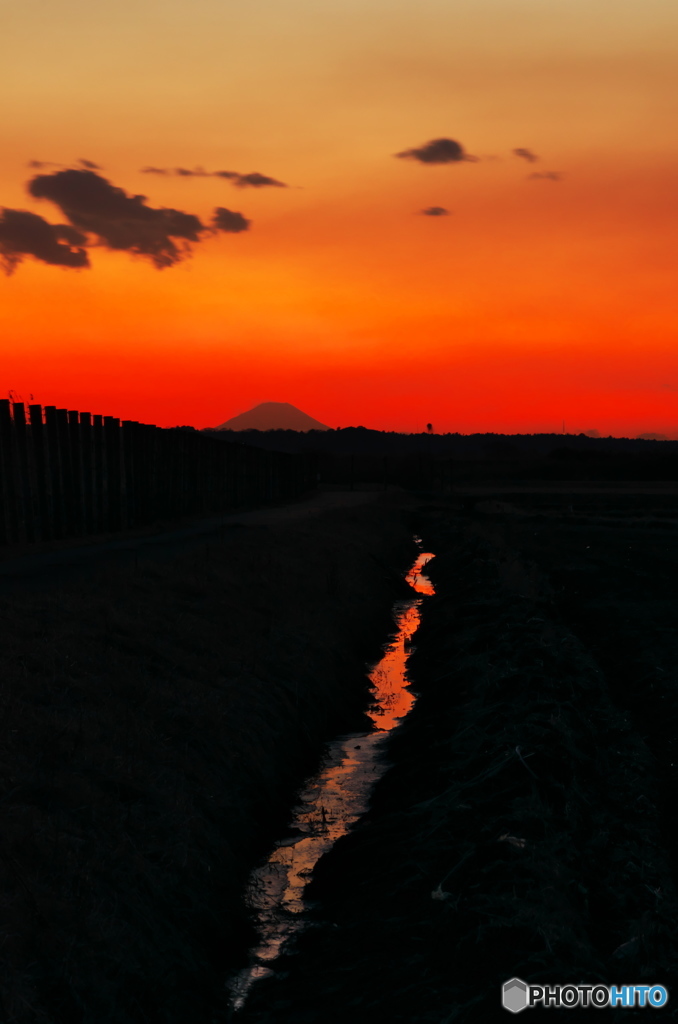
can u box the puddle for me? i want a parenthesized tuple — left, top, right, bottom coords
(229, 540, 435, 1012)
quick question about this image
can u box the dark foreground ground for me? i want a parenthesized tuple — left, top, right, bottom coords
(240, 489, 678, 1021)
(0, 493, 414, 1023)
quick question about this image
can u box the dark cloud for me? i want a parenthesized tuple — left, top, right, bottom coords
(28, 168, 206, 268)
(140, 166, 287, 187)
(395, 138, 476, 164)
(420, 206, 450, 217)
(53, 223, 89, 245)
(79, 158, 102, 170)
(0, 207, 89, 275)
(212, 207, 250, 233)
(528, 171, 563, 182)
(513, 147, 539, 163)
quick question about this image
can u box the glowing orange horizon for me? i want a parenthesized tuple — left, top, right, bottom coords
(2, 0, 677, 437)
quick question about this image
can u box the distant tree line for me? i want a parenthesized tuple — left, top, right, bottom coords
(205, 427, 678, 485)
(205, 426, 677, 458)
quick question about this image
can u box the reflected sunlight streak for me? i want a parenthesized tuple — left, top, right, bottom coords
(229, 544, 435, 1011)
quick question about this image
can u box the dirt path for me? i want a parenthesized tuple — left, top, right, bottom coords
(0, 494, 413, 1024)
(0, 488, 382, 593)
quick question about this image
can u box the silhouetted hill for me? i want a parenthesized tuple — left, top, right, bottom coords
(216, 403, 329, 432)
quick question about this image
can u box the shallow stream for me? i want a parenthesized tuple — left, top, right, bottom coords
(229, 541, 435, 1012)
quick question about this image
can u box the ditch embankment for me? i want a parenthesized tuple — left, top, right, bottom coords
(240, 497, 678, 1022)
(0, 491, 415, 1023)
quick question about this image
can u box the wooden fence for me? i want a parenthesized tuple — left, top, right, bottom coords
(0, 400, 315, 546)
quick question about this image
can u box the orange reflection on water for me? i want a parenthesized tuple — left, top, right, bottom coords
(406, 552, 436, 596)
(230, 547, 435, 1012)
(367, 552, 434, 731)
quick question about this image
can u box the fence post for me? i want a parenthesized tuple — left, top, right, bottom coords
(43, 408, 64, 538)
(0, 399, 18, 544)
(121, 421, 136, 527)
(79, 412, 93, 534)
(135, 423, 147, 525)
(68, 410, 85, 536)
(104, 417, 122, 531)
(12, 403, 36, 542)
(29, 404, 52, 541)
(92, 414, 105, 533)
(1, 413, 320, 546)
(55, 409, 75, 537)
(146, 424, 158, 524)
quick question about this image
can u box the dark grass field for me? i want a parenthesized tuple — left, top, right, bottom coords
(0, 495, 414, 1023)
(239, 491, 678, 1022)
(3, 485, 678, 1022)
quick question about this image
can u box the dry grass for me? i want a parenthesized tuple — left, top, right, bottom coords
(0, 500, 414, 1023)
(239, 504, 678, 1023)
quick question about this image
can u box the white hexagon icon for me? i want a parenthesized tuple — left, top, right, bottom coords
(502, 978, 529, 1013)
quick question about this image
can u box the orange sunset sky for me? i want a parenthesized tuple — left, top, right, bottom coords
(2, 0, 677, 435)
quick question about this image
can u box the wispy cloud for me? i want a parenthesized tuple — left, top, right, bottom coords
(513, 147, 539, 163)
(27, 160, 61, 170)
(27, 158, 103, 171)
(528, 171, 563, 182)
(141, 166, 287, 188)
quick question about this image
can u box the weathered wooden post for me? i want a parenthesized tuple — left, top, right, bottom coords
(68, 410, 84, 536)
(54, 409, 74, 537)
(11, 403, 34, 541)
(0, 399, 18, 544)
(43, 407, 64, 538)
(121, 421, 136, 527)
(104, 416, 121, 531)
(29, 404, 52, 541)
(147, 424, 159, 524)
(79, 412, 93, 535)
(92, 414, 104, 533)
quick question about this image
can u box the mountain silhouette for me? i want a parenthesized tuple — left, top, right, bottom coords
(216, 402, 330, 431)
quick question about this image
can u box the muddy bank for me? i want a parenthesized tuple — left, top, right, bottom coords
(240, 502, 678, 1021)
(0, 495, 414, 1023)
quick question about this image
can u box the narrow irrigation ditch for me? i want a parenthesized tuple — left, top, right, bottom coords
(239, 502, 678, 1023)
(229, 543, 435, 1013)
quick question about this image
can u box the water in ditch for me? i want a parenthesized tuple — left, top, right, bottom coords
(229, 541, 435, 1013)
